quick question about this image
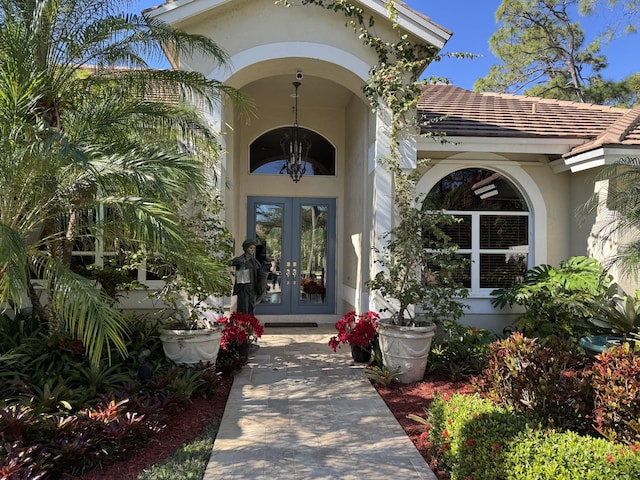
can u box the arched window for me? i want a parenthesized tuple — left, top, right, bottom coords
(425, 168, 530, 291)
(249, 127, 336, 176)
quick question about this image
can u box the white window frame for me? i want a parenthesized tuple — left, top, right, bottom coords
(417, 161, 547, 298)
(445, 210, 531, 296)
(70, 204, 164, 288)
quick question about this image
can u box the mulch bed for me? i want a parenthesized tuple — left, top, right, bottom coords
(374, 375, 476, 479)
(73, 374, 472, 480)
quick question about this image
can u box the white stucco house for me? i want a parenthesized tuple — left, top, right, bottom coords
(137, 0, 640, 331)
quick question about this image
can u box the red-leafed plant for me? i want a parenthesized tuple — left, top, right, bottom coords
(590, 341, 640, 445)
(218, 312, 264, 350)
(329, 310, 378, 351)
(479, 332, 594, 433)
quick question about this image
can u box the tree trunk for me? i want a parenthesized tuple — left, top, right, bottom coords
(28, 280, 51, 332)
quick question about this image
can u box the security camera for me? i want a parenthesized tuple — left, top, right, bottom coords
(296, 71, 303, 80)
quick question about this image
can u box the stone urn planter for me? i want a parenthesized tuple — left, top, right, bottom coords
(376, 317, 437, 383)
(159, 326, 223, 365)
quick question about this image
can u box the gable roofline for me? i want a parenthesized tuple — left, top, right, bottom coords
(144, 0, 451, 50)
(418, 84, 640, 171)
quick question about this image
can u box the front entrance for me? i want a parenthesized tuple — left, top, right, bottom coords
(248, 196, 336, 315)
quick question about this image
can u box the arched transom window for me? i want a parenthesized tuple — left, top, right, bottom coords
(425, 168, 530, 292)
(249, 127, 336, 176)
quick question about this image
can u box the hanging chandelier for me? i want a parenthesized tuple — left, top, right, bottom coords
(280, 80, 311, 182)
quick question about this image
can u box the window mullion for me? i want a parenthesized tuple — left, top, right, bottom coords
(471, 212, 481, 292)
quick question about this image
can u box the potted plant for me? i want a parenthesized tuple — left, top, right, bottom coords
(580, 287, 640, 356)
(366, 168, 469, 382)
(328, 310, 379, 363)
(215, 312, 265, 372)
(155, 274, 226, 366)
(151, 193, 233, 365)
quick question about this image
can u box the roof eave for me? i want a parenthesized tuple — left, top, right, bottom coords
(143, 0, 231, 23)
(356, 0, 451, 49)
(554, 145, 640, 173)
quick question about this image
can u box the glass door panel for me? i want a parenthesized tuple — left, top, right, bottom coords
(255, 203, 284, 306)
(299, 204, 328, 306)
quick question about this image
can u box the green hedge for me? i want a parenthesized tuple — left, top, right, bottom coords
(507, 429, 640, 479)
(426, 394, 640, 480)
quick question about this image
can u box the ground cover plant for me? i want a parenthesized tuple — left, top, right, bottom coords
(0, 317, 232, 479)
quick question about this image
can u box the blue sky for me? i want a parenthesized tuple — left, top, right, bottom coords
(137, 0, 638, 92)
(404, 0, 638, 91)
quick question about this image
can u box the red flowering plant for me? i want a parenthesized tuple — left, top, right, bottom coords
(218, 312, 265, 350)
(329, 310, 379, 351)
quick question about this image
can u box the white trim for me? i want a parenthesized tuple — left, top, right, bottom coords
(553, 147, 640, 173)
(416, 162, 548, 283)
(355, 0, 451, 48)
(208, 42, 371, 84)
(144, 0, 231, 23)
(419, 135, 585, 155)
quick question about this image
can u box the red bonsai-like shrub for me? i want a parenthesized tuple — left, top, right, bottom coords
(329, 310, 378, 351)
(218, 312, 264, 349)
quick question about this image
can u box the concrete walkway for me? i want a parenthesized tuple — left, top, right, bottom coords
(203, 325, 437, 480)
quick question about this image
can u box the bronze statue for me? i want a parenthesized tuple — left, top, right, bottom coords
(230, 239, 263, 314)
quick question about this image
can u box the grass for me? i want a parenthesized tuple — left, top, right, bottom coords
(135, 416, 221, 480)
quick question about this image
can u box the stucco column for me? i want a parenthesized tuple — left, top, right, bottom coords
(368, 105, 418, 313)
(202, 102, 225, 190)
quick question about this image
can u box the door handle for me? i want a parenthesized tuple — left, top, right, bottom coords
(292, 268, 297, 285)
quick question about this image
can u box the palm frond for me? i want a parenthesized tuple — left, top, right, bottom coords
(0, 223, 29, 311)
(30, 251, 129, 365)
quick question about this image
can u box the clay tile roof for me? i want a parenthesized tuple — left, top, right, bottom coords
(418, 84, 640, 155)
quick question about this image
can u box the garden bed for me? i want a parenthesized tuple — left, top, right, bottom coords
(72, 374, 471, 480)
(71, 376, 234, 480)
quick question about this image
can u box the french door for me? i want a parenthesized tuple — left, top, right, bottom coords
(248, 197, 336, 315)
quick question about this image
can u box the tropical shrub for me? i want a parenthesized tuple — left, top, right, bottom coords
(427, 320, 494, 381)
(418, 393, 533, 479)
(590, 341, 640, 445)
(0, 316, 224, 478)
(419, 393, 640, 480)
(479, 333, 594, 433)
(491, 256, 612, 339)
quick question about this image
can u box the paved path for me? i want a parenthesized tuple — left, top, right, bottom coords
(204, 325, 437, 480)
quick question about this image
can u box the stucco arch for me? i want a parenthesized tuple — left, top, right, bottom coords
(208, 41, 371, 101)
(416, 160, 548, 268)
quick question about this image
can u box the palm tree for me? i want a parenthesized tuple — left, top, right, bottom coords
(0, 0, 244, 365)
(583, 156, 640, 281)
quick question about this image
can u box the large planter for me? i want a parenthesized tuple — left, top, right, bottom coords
(159, 326, 223, 365)
(376, 317, 436, 383)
